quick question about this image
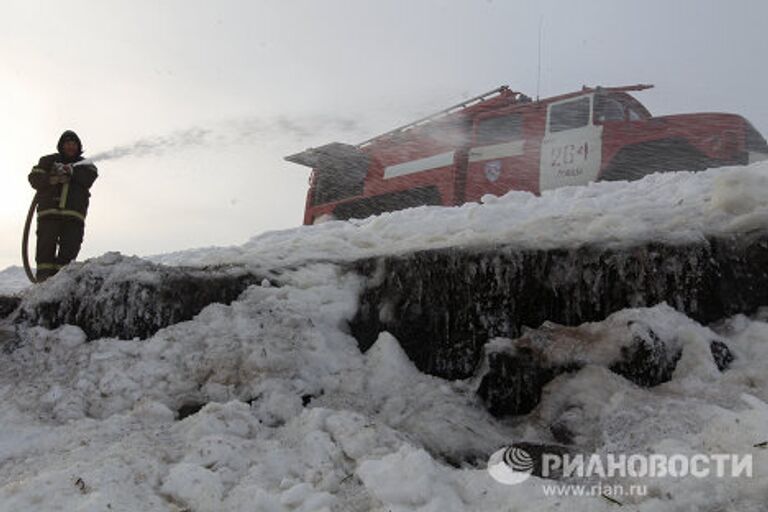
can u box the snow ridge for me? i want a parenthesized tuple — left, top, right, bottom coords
(0, 165, 767, 510)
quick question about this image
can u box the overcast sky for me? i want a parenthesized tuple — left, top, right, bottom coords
(1, 0, 766, 271)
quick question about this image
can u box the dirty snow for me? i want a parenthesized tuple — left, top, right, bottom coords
(0, 165, 767, 511)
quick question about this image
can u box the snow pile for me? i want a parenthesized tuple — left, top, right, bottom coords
(152, 162, 768, 270)
(0, 266, 29, 295)
(712, 166, 768, 216)
(0, 262, 513, 511)
(5, 264, 363, 422)
(1, 164, 767, 510)
(14, 252, 262, 340)
(0, 256, 767, 510)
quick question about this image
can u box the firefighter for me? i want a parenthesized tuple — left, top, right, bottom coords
(28, 131, 98, 282)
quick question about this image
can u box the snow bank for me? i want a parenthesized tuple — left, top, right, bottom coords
(0, 266, 29, 295)
(1, 260, 767, 510)
(1, 165, 767, 510)
(0, 263, 512, 510)
(350, 228, 767, 380)
(14, 252, 265, 340)
(151, 162, 768, 270)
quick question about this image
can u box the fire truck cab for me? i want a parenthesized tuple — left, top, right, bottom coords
(287, 84, 768, 225)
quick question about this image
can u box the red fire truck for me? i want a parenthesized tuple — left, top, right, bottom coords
(286, 84, 768, 225)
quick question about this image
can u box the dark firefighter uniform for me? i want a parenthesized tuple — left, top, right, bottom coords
(28, 131, 98, 281)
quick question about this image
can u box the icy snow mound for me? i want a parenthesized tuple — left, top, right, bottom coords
(152, 162, 768, 269)
(13, 252, 265, 340)
(477, 304, 734, 419)
(0, 164, 767, 510)
(1, 264, 767, 510)
(0, 264, 515, 511)
(0, 266, 29, 295)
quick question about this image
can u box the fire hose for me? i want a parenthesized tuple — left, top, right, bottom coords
(22, 193, 39, 283)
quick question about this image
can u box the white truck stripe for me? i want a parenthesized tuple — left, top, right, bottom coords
(383, 151, 455, 179)
(468, 140, 525, 162)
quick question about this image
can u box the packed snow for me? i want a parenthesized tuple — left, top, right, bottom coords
(151, 162, 768, 270)
(0, 266, 29, 295)
(0, 164, 767, 511)
(1, 267, 767, 511)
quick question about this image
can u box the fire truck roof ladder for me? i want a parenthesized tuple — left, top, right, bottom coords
(285, 85, 517, 169)
(357, 85, 514, 148)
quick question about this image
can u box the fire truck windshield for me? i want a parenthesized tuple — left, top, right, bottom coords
(594, 93, 652, 122)
(595, 96, 625, 122)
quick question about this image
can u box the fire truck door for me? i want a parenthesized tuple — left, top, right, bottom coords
(463, 113, 533, 201)
(539, 94, 603, 191)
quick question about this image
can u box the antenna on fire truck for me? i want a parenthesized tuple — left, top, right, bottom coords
(536, 16, 543, 101)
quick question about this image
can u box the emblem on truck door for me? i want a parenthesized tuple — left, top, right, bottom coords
(485, 160, 503, 182)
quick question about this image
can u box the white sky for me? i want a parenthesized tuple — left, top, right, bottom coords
(1, 0, 766, 270)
